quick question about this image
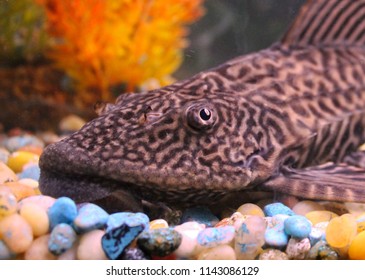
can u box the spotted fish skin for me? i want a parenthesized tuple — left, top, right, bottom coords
(39, 0, 365, 211)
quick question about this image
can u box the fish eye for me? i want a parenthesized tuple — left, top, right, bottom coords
(186, 104, 216, 130)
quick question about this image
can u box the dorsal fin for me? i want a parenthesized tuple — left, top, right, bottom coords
(281, 0, 365, 47)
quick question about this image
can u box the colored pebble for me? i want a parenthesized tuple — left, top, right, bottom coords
(307, 240, 339, 260)
(73, 203, 109, 233)
(308, 227, 325, 246)
(137, 228, 182, 257)
(0, 240, 15, 260)
(48, 196, 78, 230)
(150, 219, 169, 229)
(48, 223, 77, 255)
(3, 135, 44, 152)
(264, 215, 289, 247)
(284, 215, 312, 239)
(292, 200, 325, 216)
(305, 210, 338, 225)
(106, 212, 149, 232)
(77, 230, 108, 260)
(58, 243, 78, 260)
(0, 191, 17, 219)
(102, 223, 144, 260)
(285, 237, 311, 260)
(18, 163, 40, 181)
(173, 222, 205, 259)
(236, 203, 265, 217)
(19, 203, 49, 237)
(215, 212, 246, 230)
(121, 247, 151, 260)
(235, 216, 266, 259)
(7, 151, 39, 173)
(326, 214, 357, 249)
(0, 161, 17, 183)
(0, 213, 33, 253)
(264, 202, 294, 217)
(18, 195, 55, 211)
(2, 181, 36, 201)
(24, 235, 57, 260)
(18, 178, 39, 189)
(0, 147, 10, 163)
(356, 214, 365, 233)
(59, 115, 86, 133)
(180, 206, 219, 227)
(197, 226, 235, 248)
(348, 230, 365, 260)
(197, 245, 236, 260)
(258, 249, 289, 260)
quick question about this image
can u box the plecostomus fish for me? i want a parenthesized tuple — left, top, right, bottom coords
(39, 0, 365, 213)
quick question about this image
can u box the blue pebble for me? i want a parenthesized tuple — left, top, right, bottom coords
(180, 206, 219, 227)
(309, 228, 325, 246)
(3, 135, 44, 152)
(106, 212, 149, 232)
(18, 164, 40, 180)
(48, 197, 78, 230)
(48, 223, 77, 255)
(284, 215, 312, 239)
(265, 228, 289, 247)
(73, 203, 109, 233)
(102, 224, 144, 260)
(197, 226, 235, 247)
(264, 203, 295, 217)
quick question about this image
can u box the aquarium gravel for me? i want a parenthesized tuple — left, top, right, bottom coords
(0, 128, 365, 260)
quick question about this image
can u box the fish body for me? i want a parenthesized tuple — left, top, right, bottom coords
(40, 0, 365, 212)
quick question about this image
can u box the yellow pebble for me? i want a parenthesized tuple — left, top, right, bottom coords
(18, 178, 39, 189)
(24, 235, 57, 260)
(356, 213, 365, 233)
(149, 219, 168, 229)
(349, 231, 365, 260)
(6, 151, 39, 173)
(0, 191, 17, 220)
(0, 213, 33, 253)
(326, 214, 357, 249)
(305, 210, 338, 225)
(292, 200, 325, 216)
(236, 203, 265, 217)
(197, 245, 236, 260)
(19, 203, 49, 237)
(0, 162, 18, 184)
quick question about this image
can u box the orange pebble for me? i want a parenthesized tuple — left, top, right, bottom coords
(18, 146, 43, 156)
(2, 182, 36, 201)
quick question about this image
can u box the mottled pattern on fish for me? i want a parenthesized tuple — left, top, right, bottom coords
(39, 0, 365, 212)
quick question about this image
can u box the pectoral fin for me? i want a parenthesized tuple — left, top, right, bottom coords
(260, 162, 365, 202)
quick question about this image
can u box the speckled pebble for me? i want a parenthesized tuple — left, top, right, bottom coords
(48, 223, 77, 255)
(24, 235, 57, 260)
(307, 240, 339, 260)
(0, 240, 15, 260)
(264, 202, 294, 217)
(235, 216, 266, 259)
(264, 215, 289, 247)
(237, 203, 265, 217)
(77, 230, 108, 260)
(258, 248, 289, 260)
(137, 228, 182, 257)
(18, 164, 40, 181)
(102, 223, 144, 260)
(197, 226, 235, 248)
(292, 200, 325, 216)
(285, 237, 311, 260)
(0, 213, 33, 253)
(106, 212, 149, 232)
(0, 161, 17, 183)
(180, 206, 219, 227)
(48, 196, 78, 230)
(173, 222, 205, 259)
(197, 245, 236, 260)
(19, 203, 49, 237)
(121, 247, 151, 260)
(73, 203, 109, 233)
(284, 215, 312, 239)
(326, 214, 357, 249)
(348, 230, 365, 260)
(0, 191, 17, 219)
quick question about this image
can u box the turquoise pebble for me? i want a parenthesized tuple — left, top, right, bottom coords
(48, 197, 78, 230)
(102, 224, 144, 260)
(48, 223, 77, 255)
(18, 164, 40, 180)
(264, 203, 294, 217)
(137, 228, 182, 257)
(197, 226, 235, 248)
(106, 212, 149, 232)
(0, 240, 14, 260)
(180, 206, 219, 227)
(284, 215, 312, 239)
(308, 227, 324, 246)
(73, 203, 109, 233)
(3, 135, 44, 152)
(265, 215, 289, 247)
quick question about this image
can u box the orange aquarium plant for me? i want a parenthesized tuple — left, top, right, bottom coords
(35, 0, 204, 103)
